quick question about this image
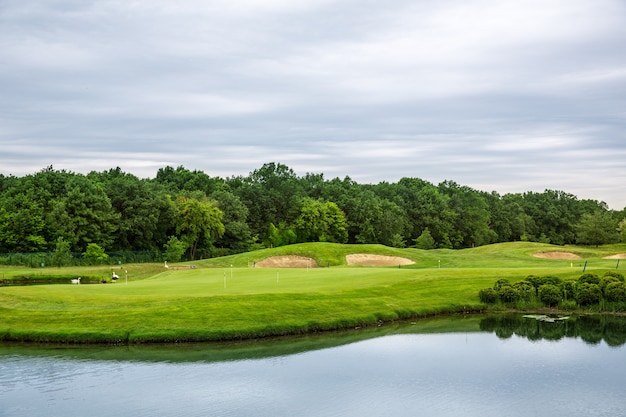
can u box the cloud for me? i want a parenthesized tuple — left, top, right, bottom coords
(0, 0, 625, 209)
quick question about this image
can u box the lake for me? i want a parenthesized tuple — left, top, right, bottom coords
(1, 314, 625, 417)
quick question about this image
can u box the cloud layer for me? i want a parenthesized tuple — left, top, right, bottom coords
(1, 0, 625, 208)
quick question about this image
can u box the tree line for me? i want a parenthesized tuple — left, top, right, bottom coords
(1, 162, 625, 262)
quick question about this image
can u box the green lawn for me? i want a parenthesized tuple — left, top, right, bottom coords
(1, 241, 624, 344)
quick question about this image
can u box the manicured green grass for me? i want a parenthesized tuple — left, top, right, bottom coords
(1, 242, 624, 344)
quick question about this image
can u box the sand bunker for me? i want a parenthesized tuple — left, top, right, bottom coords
(346, 254, 415, 267)
(533, 252, 582, 260)
(255, 255, 318, 268)
(604, 253, 626, 259)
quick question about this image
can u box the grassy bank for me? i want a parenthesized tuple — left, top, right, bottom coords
(1, 242, 624, 344)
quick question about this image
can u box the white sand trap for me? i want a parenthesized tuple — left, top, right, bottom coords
(604, 253, 626, 259)
(533, 252, 582, 260)
(255, 255, 318, 268)
(346, 254, 415, 266)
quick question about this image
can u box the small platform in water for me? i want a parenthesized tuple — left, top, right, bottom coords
(523, 314, 570, 323)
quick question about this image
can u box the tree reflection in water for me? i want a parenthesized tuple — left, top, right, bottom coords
(479, 314, 626, 347)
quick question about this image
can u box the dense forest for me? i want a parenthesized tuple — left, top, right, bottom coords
(1, 163, 625, 263)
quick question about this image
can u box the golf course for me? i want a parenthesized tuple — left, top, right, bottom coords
(1, 241, 625, 344)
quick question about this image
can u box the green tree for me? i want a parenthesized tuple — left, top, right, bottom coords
(163, 236, 186, 262)
(519, 190, 587, 245)
(265, 222, 297, 248)
(438, 180, 496, 248)
(394, 178, 454, 248)
(229, 162, 304, 241)
(293, 198, 348, 243)
(174, 196, 225, 260)
(0, 192, 47, 252)
(618, 218, 626, 243)
(390, 233, 406, 248)
(83, 243, 109, 265)
(155, 165, 225, 195)
(50, 237, 73, 267)
(211, 190, 253, 251)
(576, 211, 619, 246)
(414, 228, 435, 250)
(90, 168, 176, 251)
(44, 176, 119, 252)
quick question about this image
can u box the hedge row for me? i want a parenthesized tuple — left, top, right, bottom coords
(479, 271, 625, 308)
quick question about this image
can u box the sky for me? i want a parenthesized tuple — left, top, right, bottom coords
(1, 0, 625, 210)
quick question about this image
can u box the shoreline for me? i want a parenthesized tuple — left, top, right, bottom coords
(4, 306, 626, 346)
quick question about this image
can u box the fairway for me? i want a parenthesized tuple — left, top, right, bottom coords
(1, 242, 624, 344)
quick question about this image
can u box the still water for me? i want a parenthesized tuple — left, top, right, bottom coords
(1, 315, 626, 417)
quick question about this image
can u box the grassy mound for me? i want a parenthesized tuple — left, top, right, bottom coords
(1, 242, 624, 344)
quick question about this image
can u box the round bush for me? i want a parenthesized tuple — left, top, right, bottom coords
(497, 285, 520, 303)
(600, 276, 622, 295)
(539, 284, 562, 307)
(578, 273, 600, 285)
(479, 288, 498, 304)
(605, 282, 626, 302)
(513, 281, 534, 301)
(493, 279, 511, 291)
(603, 271, 624, 281)
(541, 275, 562, 286)
(576, 283, 602, 306)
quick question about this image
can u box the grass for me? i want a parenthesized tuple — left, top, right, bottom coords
(1, 241, 624, 344)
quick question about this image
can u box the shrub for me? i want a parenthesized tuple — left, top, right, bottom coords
(525, 275, 543, 294)
(513, 281, 534, 301)
(576, 283, 602, 306)
(539, 284, 562, 307)
(578, 273, 600, 285)
(605, 282, 626, 302)
(526, 275, 561, 294)
(541, 275, 562, 286)
(559, 299, 578, 310)
(497, 285, 519, 303)
(600, 276, 622, 295)
(479, 288, 498, 304)
(603, 271, 624, 281)
(560, 281, 576, 301)
(493, 279, 511, 291)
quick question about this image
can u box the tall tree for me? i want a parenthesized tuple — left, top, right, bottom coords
(174, 196, 225, 260)
(89, 168, 176, 251)
(438, 181, 495, 248)
(293, 198, 348, 243)
(44, 176, 119, 252)
(229, 162, 304, 240)
(211, 190, 253, 251)
(576, 211, 619, 246)
(0, 191, 47, 252)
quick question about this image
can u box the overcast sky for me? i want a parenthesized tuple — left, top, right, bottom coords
(1, 0, 625, 209)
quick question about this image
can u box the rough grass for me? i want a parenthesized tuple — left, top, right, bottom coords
(1, 242, 624, 344)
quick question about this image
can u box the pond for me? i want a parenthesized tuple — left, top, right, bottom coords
(1, 314, 626, 417)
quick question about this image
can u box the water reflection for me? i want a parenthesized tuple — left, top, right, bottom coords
(480, 314, 626, 346)
(2, 315, 626, 417)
